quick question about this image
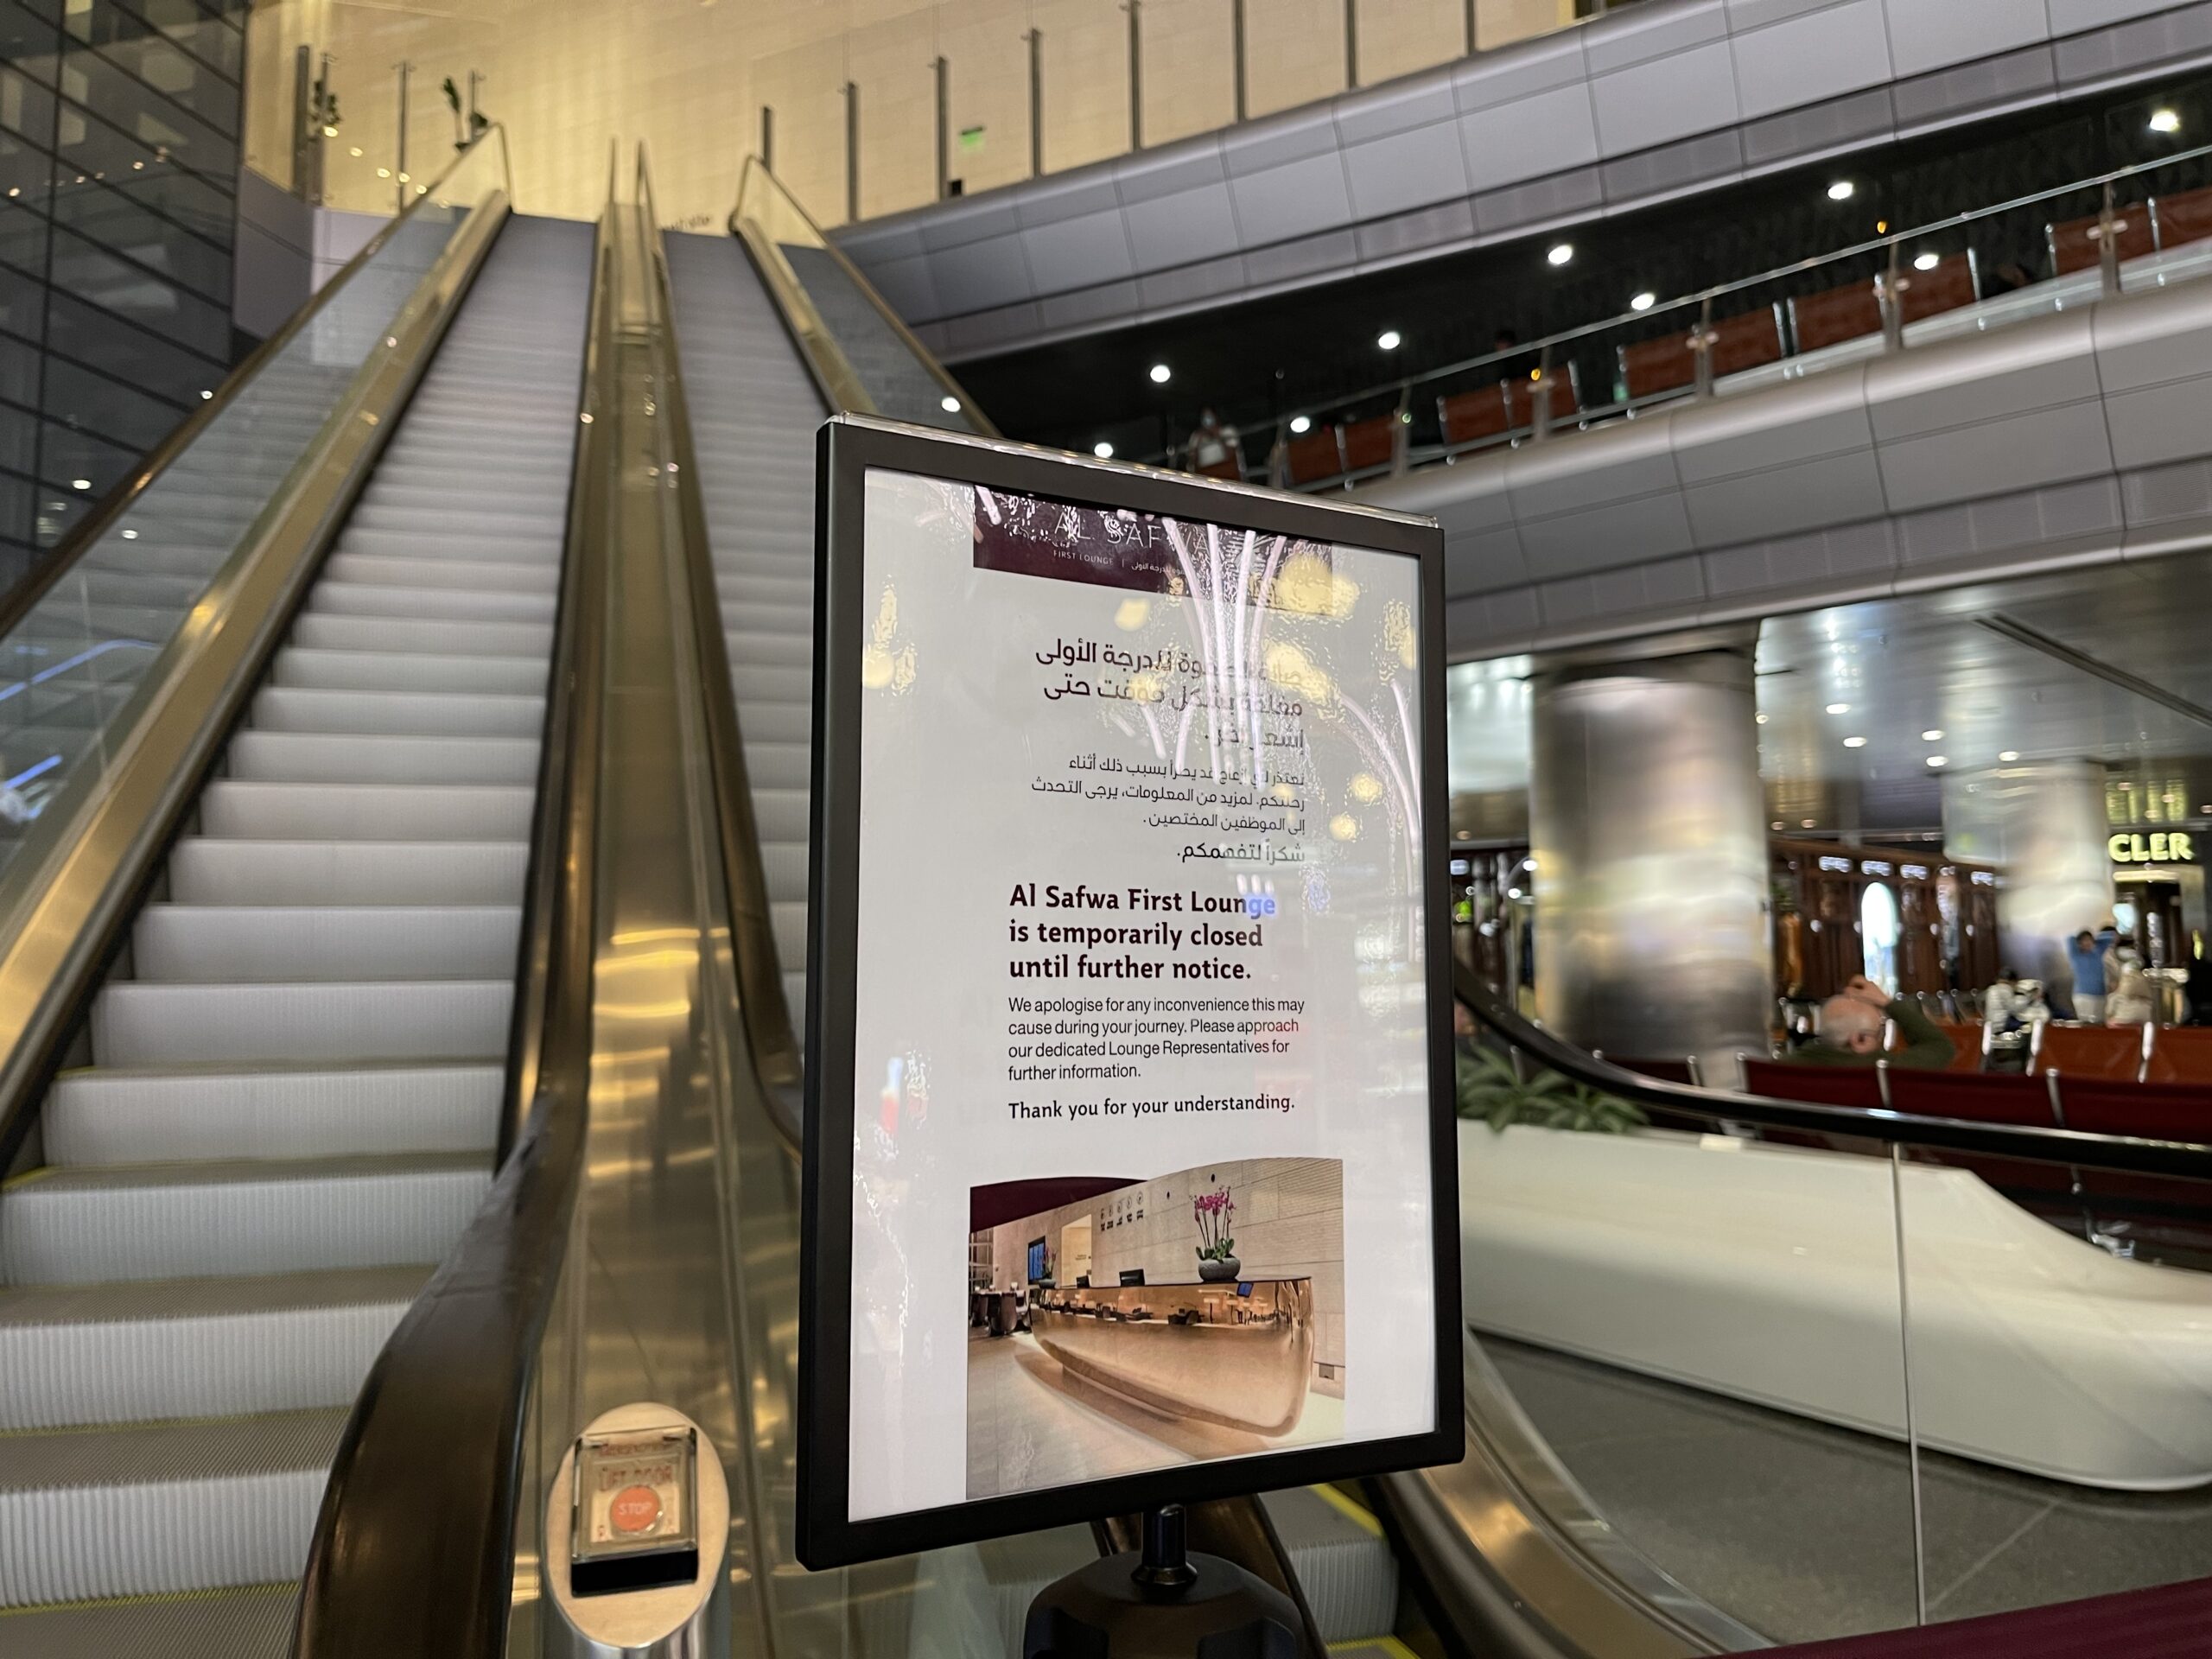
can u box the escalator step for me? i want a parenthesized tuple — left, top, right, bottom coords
(90, 978, 513, 1065)
(288, 613, 552, 658)
(45, 1061, 502, 1166)
(322, 552, 561, 592)
(0, 1154, 489, 1285)
(168, 838, 528, 906)
(131, 905, 524, 983)
(306, 581, 556, 625)
(0, 1408, 348, 1606)
(270, 646, 548, 696)
(0, 1582, 294, 1657)
(0, 1264, 430, 1430)
(226, 731, 540, 786)
(250, 684, 546, 738)
(197, 781, 536, 842)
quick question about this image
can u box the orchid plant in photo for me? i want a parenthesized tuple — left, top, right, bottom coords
(1192, 1185, 1236, 1264)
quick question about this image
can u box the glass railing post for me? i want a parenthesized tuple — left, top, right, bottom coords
(1879, 240, 1904, 351)
(1530, 346, 1554, 443)
(1391, 381, 1412, 475)
(2100, 181, 2124, 299)
(1268, 421, 1288, 486)
(1693, 295, 1716, 399)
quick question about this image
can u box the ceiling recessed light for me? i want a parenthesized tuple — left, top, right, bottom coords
(1913, 251, 1940, 271)
(1844, 736, 1867, 748)
(1289, 415, 1312, 435)
(1921, 728, 1945, 741)
(1771, 820, 1786, 831)
(1827, 179, 1855, 201)
(1630, 291, 1655, 311)
(1092, 441, 1114, 459)
(1547, 242, 1574, 267)
(1755, 712, 1769, 724)
(2151, 107, 2182, 134)
(70, 478, 89, 490)
(349, 146, 364, 157)
(1826, 702, 1851, 715)
(376, 167, 391, 178)
(940, 395, 960, 413)
(1147, 363, 1171, 385)
(1376, 328, 1402, 350)
(120, 528, 137, 539)
(1802, 818, 1817, 829)
(1926, 755, 1948, 768)
(1999, 751, 2020, 762)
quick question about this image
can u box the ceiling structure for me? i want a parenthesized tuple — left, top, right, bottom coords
(1446, 551, 2212, 843)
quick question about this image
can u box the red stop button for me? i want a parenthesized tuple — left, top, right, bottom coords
(609, 1484, 663, 1536)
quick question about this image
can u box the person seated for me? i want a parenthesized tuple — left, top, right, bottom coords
(1787, 975, 1953, 1068)
(2107, 959, 2158, 1026)
(1985, 967, 2052, 1033)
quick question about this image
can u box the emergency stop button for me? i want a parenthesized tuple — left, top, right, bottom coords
(611, 1484, 663, 1535)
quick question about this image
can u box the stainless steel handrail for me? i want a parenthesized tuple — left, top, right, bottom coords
(292, 175, 613, 1659)
(0, 143, 514, 1185)
(730, 153, 999, 436)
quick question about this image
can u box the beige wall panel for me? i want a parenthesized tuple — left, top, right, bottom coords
(1356, 0, 1462, 86)
(1139, 0, 1235, 149)
(1243, 0, 1347, 119)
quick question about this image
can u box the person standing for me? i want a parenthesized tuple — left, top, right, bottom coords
(2066, 928, 2112, 1023)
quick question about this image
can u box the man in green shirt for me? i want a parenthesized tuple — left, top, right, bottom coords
(1788, 975, 1955, 1069)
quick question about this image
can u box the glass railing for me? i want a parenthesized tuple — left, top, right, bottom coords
(0, 128, 512, 865)
(732, 155, 994, 434)
(1434, 973, 2212, 1646)
(1161, 138, 2212, 492)
(747, 0, 1652, 230)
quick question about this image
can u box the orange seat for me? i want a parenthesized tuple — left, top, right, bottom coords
(1893, 251, 1977, 325)
(1338, 414, 1396, 477)
(2030, 1023, 2148, 1080)
(1885, 1069, 2054, 1128)
(1504, 371, 1579, 428)
(1741, 1057, 1882, 1109)
(1607, 1055, 1696, 1085)
(2154, 184, 2212, 251)
(2049, 203, 2154, 275)
(1619, 305, 1783, 400)
(1789, 279, 1883, 353)
(1437, 384, 1510, 449)
(1922, 1020, 1986, 1071)
(2055, 1076, 2212, 1140)
(2145, 1026, 2212, 1084)
(1192, 453, 1242, 481)
(1284, 427, 1342, 487)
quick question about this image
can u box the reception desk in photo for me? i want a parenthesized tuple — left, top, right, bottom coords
(1028, 1280, 1314, 1435)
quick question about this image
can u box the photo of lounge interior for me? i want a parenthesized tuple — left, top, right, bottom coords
(965, 1160, 1345, 1502)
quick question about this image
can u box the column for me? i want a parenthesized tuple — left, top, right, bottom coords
(1529, 647, 1773, 1087)
(1941, 759, 2110, 997)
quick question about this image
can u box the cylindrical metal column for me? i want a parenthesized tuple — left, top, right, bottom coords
(1941, 759, 2110, 999)
(1529, 648, 1771, 1084)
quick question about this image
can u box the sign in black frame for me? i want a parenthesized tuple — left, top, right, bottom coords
(797, 415, 1463, 1569)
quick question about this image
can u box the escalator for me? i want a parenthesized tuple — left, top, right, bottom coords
(0, 142, 594, 1649)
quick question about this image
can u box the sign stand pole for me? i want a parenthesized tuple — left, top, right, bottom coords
(1020, 1503, 1300, 1657)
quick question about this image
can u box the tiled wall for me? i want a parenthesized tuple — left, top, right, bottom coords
(976, 1156, 1347, 1389)
(241, 0, 1579, 232)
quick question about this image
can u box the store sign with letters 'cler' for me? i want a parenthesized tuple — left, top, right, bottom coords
(2111, 830, 2196, 864)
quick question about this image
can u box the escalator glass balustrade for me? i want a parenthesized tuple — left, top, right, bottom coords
(0, 156, 593, 1649)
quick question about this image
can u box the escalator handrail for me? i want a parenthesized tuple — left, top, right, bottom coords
(0, 127, 514, 652)
(289, 193, 616, 1659)
(639, 148, 806, 1154)
(0, 161, 513, 1189)
(1455, 961, 2212, 1178)
(728, 153, 999, 437)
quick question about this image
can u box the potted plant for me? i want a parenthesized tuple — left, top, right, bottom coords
(1194, 1186, 1239, 1281)
(1455, 1045, 1644, 1134)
